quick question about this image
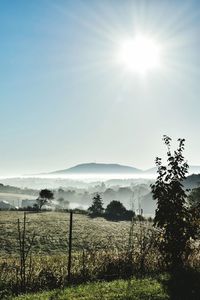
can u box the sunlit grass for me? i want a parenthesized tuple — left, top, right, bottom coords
(12, 277, 168, 300)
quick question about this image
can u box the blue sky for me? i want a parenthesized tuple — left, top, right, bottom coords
(0, 0, 200, 175)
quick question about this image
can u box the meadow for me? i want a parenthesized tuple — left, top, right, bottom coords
(0, 211, 132, 257)
(0, 211, 199, 299)
(0, 211, 161, 297)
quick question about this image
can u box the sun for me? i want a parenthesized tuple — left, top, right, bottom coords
(118, 35, 161, 74)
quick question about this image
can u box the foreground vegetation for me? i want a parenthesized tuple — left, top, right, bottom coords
(10, 269, 200, 300)
(12, 277, 168, 300)
(0, 211, 199, 299)
(0, 211, 164, 296)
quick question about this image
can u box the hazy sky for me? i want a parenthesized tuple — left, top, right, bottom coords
(1, 0, 200, 176)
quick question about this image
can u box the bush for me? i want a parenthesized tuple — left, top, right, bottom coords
(105, 201, 135, 221)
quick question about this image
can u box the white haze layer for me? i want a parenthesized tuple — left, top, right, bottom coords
(0, 173, 156, 182)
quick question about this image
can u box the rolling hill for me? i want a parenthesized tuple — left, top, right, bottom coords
(50, 162, 200, 176)
(50, 163, 143, 175)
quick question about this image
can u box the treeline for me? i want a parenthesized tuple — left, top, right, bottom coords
(15, 189, 148, 222)
(87, 193, 145, 221)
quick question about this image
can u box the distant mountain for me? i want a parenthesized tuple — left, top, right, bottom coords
(50, 163, 143, 175)
(184, 174, 200, 189)
(49, 163, 200, 176)
(143, 167, 157, 175)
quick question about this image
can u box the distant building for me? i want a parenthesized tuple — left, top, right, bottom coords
(21, 199, 37, 208)
(0, 201, 15, 210)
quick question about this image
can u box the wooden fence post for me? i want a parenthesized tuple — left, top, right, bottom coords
(67, 210, 73, 283)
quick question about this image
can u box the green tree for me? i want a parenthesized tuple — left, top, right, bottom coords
(151, 136, 196, 269)
(36, 189, 54, 210)
(105, 200, 128, 221)
(188, 187, 200, 236)
(88, 193, 104, 217)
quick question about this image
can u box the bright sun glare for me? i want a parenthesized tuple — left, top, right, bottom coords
(118, 35, 161, 74)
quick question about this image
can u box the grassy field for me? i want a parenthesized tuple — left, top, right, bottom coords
(1, 211, 199, 299)
(0, 211, 161, 296)
(12, 277, 168, 300)
(0, 211, 132, 257)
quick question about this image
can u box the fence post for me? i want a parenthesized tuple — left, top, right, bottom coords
(67, 210, 73, 283)
(17, 212, 27, 292)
